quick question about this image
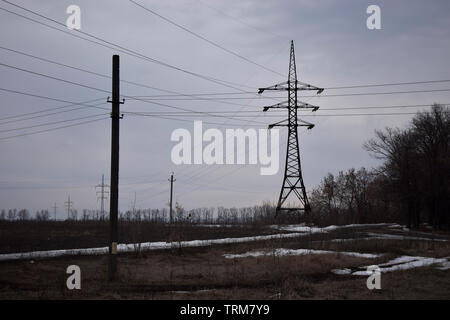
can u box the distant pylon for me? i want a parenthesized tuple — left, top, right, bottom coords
(52, 203, 58, 221)
(169, 172, 176, 224)
(258, 40, 324, 216)
(64, 195, 73, 220)
(96, 174, 109, 220)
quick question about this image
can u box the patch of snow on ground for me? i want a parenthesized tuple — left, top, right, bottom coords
(0, 231, 320, 262)
(224, 248, 380, 259)
(332, 256, 450, 275)
(272, 223, 400, 233)
(197, 224, 234, 228)
(330, 233, 448, 243)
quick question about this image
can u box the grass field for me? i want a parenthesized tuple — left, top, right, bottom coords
(0, 222, 449, 299)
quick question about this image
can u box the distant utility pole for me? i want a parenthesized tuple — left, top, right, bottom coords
(52, 203, 58, 221)
(95, 174, 109, 220)
(259, 40, 324, 217)
(64, 195, 73, 220)
(169, 172, 176, 224)
(107, 55, 124, 281)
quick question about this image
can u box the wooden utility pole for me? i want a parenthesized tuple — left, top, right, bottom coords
(169, 173, 176, 224)
(108, 55, 124, 281)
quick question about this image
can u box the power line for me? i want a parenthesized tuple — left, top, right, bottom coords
(125, 113, 268, 126)
(0, 65, 266, 127)
(0, 45, 264, 109)
(0, 2, 256, 92)
(0, 113, 108, 133)
(0, 45, 247, 96)
(325, 79, 450, 90)
(0, 116, 109, 141)
(193, 0, 288, 41)
(0, 62, 110, 94)
(0, 101, 108, 125)
(0, 94, 106, 122)
(0, 87, 107, 110)
(125, 88, 450, 100)
(3, 44, 449, 110)
(123, 95, 268, 124)
(132, 112, 421, 118)
(2, 61, 266, 126)
(0, 46, 264, 112)
(122, 103, 446, 115)
(301, 88, 450, 98)
(128, 0, 284, 77)
(126, 79, 450, 97)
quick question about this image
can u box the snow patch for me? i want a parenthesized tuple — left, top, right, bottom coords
(0, 231, 316, 262)
(272, 223, 400, 233)
(330, 233, 448, 243)
(332, 255, 450, 275)
(224, 248, 380, 259)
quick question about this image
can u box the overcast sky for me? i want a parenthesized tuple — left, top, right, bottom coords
(1, 0, 450, 217)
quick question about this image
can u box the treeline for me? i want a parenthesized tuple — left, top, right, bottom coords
(310, 104, 450, 230)
(0, 203, 285, 224)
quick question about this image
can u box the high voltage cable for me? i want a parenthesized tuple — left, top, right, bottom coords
(0, 113, 109, 133)
(2, 46, 450, 109)
(0, 117, 109, 141)
(120, 103, 446, 114)
(0, 1, 256, 92)
(0, 87, 107, 108)
(128, 0, 284, 78)
(3, 2, 450, 96)
(1, 61, 261, 124)
(126, 111, 423, 118)
(128, 79, 450, 97)
(0, 102, 109, 125)
(0, 62, 110, 94)
(125, 112, 268, 126)
(302, 88, 450, 98)
(193, 0, 289, 41)
(0, 46, 256, 108)
(0, 94, 106, 121)
(325, 80, 450, 90)
(127, 88, 450, 100)
(123, 95, 268, 124)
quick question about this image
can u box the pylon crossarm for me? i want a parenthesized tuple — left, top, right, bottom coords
(258, 81, 288, 93)
(298, 119, 315, 129)
(296, 80, 324, 94)
(262, 100, 288, 111)
(259, 81, 323, 94)
(269, 123, 314, 130)
(297, 101, 320, 111)
(268, 119, 288, 129)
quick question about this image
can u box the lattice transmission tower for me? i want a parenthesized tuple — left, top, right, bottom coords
(258, 40, 324, 216)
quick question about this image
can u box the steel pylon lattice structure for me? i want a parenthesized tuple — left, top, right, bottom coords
(258, 40, 323, 216)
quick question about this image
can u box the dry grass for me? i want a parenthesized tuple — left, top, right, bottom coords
(1, 224, 449, 299)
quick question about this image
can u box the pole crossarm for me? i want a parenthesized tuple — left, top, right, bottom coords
(268, 118, 314, 130)
(258, 80, 324, 94)
(263, 100, 320, 112)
